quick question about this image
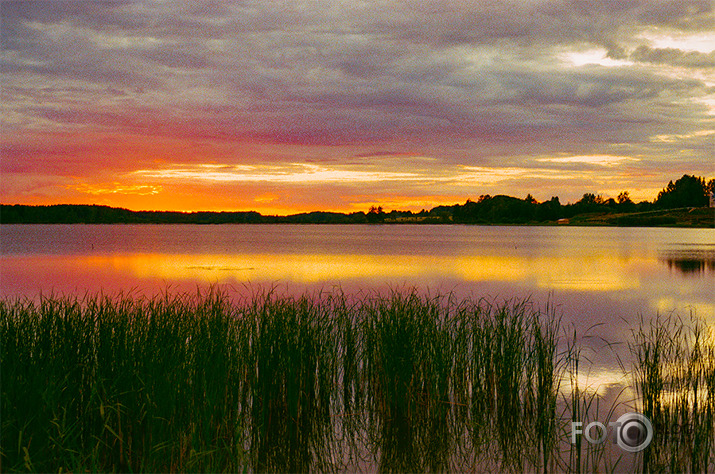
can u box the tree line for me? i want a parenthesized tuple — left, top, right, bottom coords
(1, 174, 712, 225)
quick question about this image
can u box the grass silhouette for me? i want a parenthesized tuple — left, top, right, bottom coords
(2, 288, 712, 471)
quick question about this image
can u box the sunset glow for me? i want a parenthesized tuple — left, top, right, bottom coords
(2, 0, 713, 213)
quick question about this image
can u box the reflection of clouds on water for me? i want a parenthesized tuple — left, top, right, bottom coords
(559, 367, 632, 398)
(22, 252, 650, 293)
(2, 225, 712, 329)
(652, 297, 715, 325)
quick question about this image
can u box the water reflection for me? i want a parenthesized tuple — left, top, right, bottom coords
(661, 249, 715, 275)
(666, 258, 715, 274)
(0, 252, 652, 293)
(1, 225, 713, 328)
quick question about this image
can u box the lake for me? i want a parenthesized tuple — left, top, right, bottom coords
(2, 223, 714, 470)
(2, 224, 713, 384)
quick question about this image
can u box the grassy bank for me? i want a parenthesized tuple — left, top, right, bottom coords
(1, 290, 713, 472)
(570, 207, 715, 228)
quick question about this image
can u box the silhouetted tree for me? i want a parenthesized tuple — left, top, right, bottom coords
(617, 191, 636, 212)
(655, 174, 709, 209)
(617, 191, 632, 205)
(366, 206, 385, 223)
(574, 193, 604, 213)
(536, 197, 562, 221)
(3, 174, 710, 225)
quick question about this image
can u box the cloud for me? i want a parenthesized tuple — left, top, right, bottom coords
(631, 45, 715, 68)
(131, 163, 421, 184)
(1, 0, 713, 210)
(67, 181, 163, 196)
(535, 155, 640, 167)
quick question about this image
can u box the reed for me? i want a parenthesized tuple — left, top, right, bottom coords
(1, 290, 250, 472)
(452, 298, 562, 472)
(360, 292, 456, 472)
(244, 292, 340, 472)
(2, 289, 712, 472)
(630, 313, 715, 473)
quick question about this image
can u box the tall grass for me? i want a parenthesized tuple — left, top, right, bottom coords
(245, 292, 339, 472)
(1, 291, 250, 472)
(361, 292, 457, 472)
(630, 313, 715, 473)
(1, 289, 713, 472)
(559, 327, 629, 474)
(450, 298, 561, 472)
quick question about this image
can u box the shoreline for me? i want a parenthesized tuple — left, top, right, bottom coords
(2, 204, 713, 228)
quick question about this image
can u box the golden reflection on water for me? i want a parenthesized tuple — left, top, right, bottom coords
(2, 248, 711, 324)
(53, 252, 652, 291)
(560, 368, 633, 398)
(0, 250, 630, 292)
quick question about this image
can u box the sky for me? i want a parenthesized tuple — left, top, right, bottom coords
(1, 0, 713, 214)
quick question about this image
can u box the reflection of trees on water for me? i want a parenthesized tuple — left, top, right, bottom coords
(661, 250, 715, 275)
(666, 258, 715, 274)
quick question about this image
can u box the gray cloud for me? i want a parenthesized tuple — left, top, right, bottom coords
(1, 0, 712, 178)
(631, 45, 715, 67)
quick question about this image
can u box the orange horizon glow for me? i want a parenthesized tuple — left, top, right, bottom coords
(2, 143, 677, 214)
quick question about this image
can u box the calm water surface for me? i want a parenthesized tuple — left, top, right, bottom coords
(2, 224, 713, 388)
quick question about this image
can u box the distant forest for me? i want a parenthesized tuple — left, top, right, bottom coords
(2, 174, 713, 226)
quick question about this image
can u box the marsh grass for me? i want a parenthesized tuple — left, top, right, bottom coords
(360, 292, 457, 472)
(1, 291, 251, 472)
(448, 298, 562, 472)
(245, 292, 339, 472)
(631, 313, 715, 473)
(1, 288, 713, 472)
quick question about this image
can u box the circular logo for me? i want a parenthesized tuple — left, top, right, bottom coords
(615, 412, 653, 453)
